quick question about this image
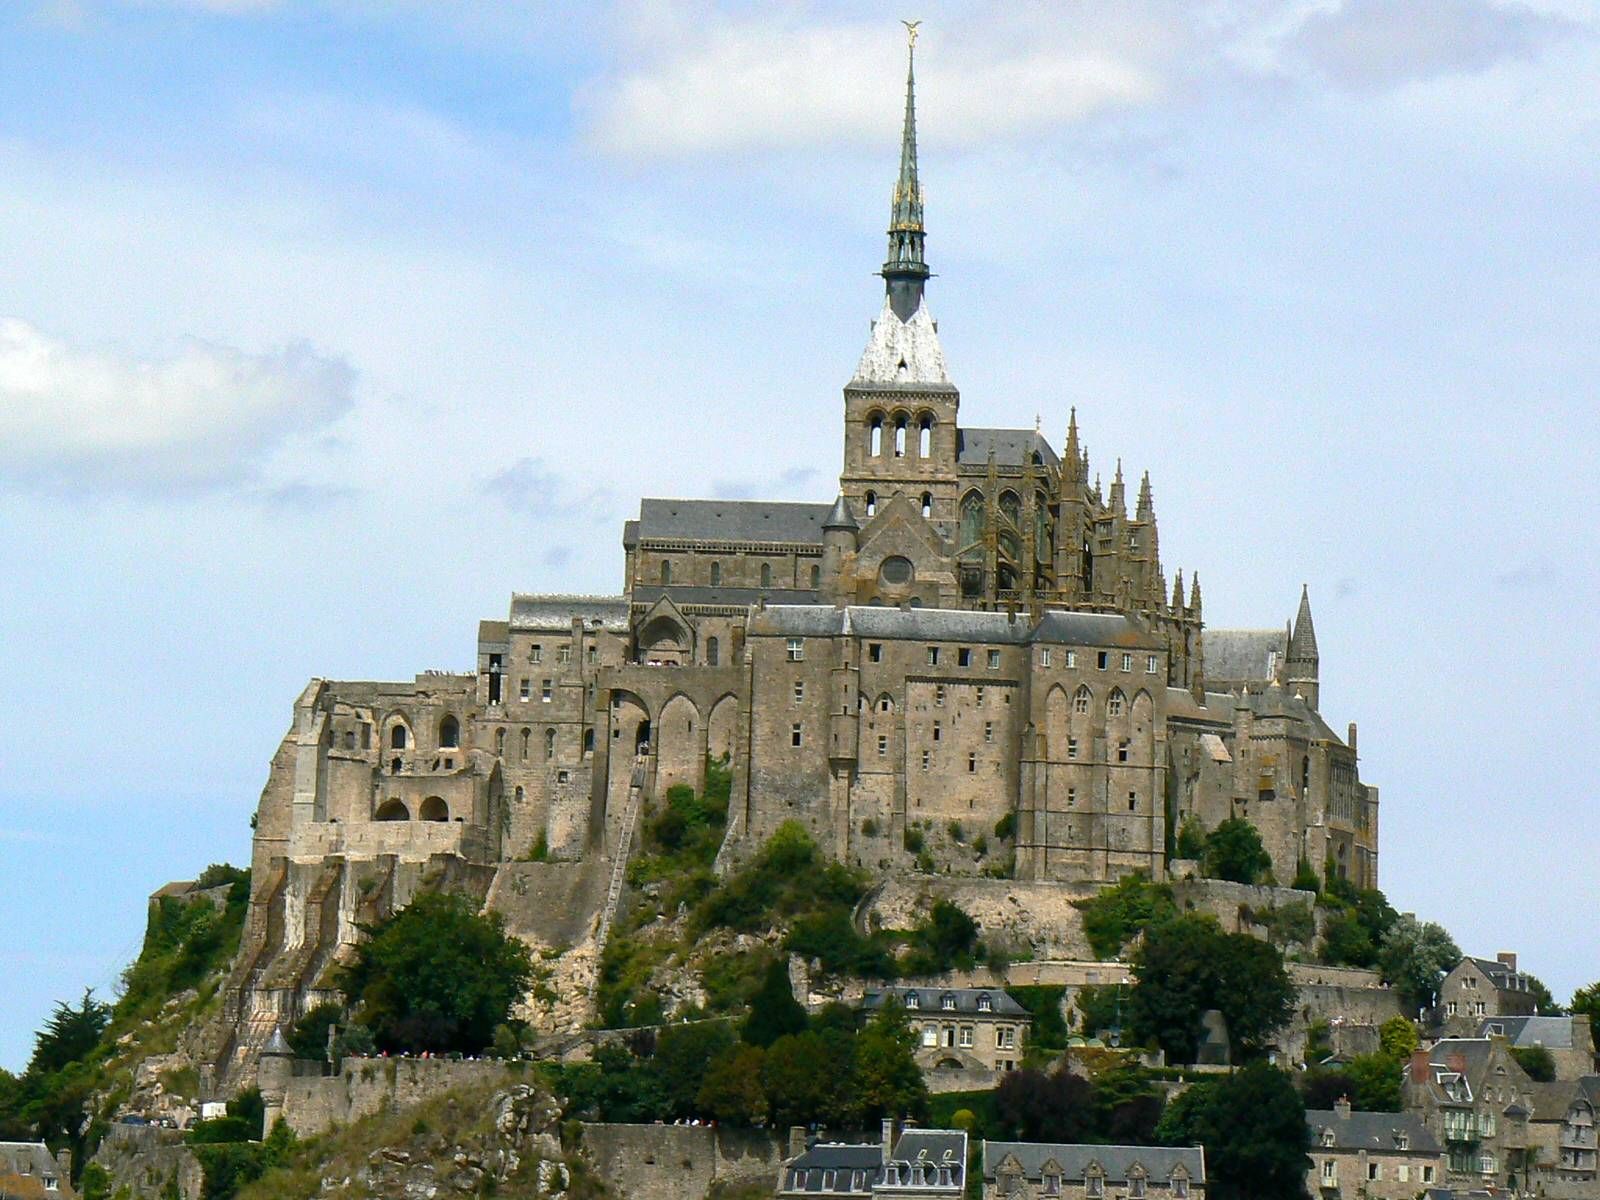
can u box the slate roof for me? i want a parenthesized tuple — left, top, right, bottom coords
(745, 605, 1151, 648)
(1305, 1109, 1441, 1153)
(635, 498, 834, 545)
(982, 1142, 1205, 1184)
(631, 586, 820, 609)
(0, 1143, 65, 1190)
(1479, 1016, 1577, 1049)
(851, 297, 953, 387)
(1464, 958, 1529, 993)
(1202, 628, 1287, 683)
(862, 985, 1030, 1018)
(783, 1130, 966, 1195)
(957, 428, 1060, 469)
(508, 595, 630, 632)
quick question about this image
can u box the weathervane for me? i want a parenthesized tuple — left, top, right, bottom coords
(902, 19, 920, 48)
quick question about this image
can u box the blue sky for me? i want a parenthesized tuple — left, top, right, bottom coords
(2, 0, 1598, 1069)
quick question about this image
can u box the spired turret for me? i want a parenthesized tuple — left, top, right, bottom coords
(882, 22, 929, 321)
(1287, 584, 1321, 709)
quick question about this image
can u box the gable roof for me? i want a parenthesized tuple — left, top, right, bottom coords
(1202, 628, 1287, 683)
(509, 594, 630, 632)
(982, 1142, 1205, 1184)
(1478, 1015, 1577, 1049)
(636, 498, 833, 545)
(1305, 1109, 1441, 1153)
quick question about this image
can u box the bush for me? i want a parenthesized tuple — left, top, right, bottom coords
(903, 827, 925, 854)
(993, 812, 1017, 841)
(947, 821, 965, 843)
(901, 901, 979, 976)
(1513, 1045, 1556, 1082)
(861, 818, 879, 837)
(287, 1002, 343, 1063)
(1074, 874, 1177, 960)
(1201, 818, 1272, 885)
(1175, 818, 1207, 861)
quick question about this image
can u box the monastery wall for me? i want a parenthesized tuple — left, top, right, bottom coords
(282, 1058, 516, 1138)
(580, 1123, 785, 1200)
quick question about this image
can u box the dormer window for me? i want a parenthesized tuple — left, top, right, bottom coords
(1396, 1133, 1410, 1151)
(905, 991, 920, 1009)
(1042, 1174, 1060, 1195)
(1086, 1173, 1104, 1199)
(1322, 1130, 1335, 1147)
(1172, 1177, 1189, 1199)
(942, 993, 957, 1010)
(977, 993, 992, 1012)
(1129, 1173, 1146, 1198)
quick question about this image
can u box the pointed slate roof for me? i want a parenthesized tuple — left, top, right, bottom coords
(1290, 584, 1319, 661)
(823, 494, 860, 531)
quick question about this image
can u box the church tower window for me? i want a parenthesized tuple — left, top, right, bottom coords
(869, 414, 884, 457)
(761, 563, 773, 587)
(865, 491, 878, 517)
(710, 561, 721, 586)
(1073, 686, 1091, 715)
(894, 414, 908, 457)
(660, 560, 672, 585)
(919, 415, 933, 457)
(921, 492, 932, 518)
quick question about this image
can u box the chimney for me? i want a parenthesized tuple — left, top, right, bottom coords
(789, 1125, 808, 1158)
(1497, 952, 1518, 974)
(55, 1149, 72, 1182)
(882, 1117, 896, 1165)
(1334, 1096, 1352, 1120)
(1409, 1048, 1432, 1084)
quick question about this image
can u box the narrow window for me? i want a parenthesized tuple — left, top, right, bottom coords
(1067, 737, 1078, 759)
(520, 728, 530, 762)
(1121, 652, 1132, 671)
(390, 724, 408, 750)
(988, 649, 1001, 670)
(967, 752, 976, 773)
(958, 648, 971, 667)
(1041, 647, 1052, 667)
(933, 721, 942, 742)
(1097, 651, 1109, 670)
(1067, 787, 1076, 806)
(869, 415, 883, 456)
(793, 681, 805, 702)
(660, 560, 672, 585)
(865, 491, 877, 517)
(529, 643, 542, 663)
(1066, 650, 1077, 668)
(706, 636, 720, 666)
(558, 643, 571, 664)
(587, 645, 597, 664)
(1146, 653, 1159, 673)
(927, 646, 940, 667)
(878, 735, 888, 757)
(761, 562, 773, 587)
(918, 416, 932, 458)
(1118, 739, 1130, 762)
(934, 685, 945, 705)
(869, 642, 883, 663)
(439, 715, 460, 748)
(810, 563, 820, 588)
(921, 750, 930, 770)
(1128, 791, 1137, 810)
(921, 492, 932, 518)
(710, 561, 721, 586)
(545, 728, 555, 760)
(541, 679, 553, 702)
(791, 723, 802, 748)
(893, 415, 907, 457)
(519, 678, 530, 701)
(494, 728, 505, 756)
(1108, 691, 1125, 717)
(984, 721, 994, 743)
(786, 638, 804, 662)
(1073, 686, 1091, 715)
(976, 686, 984, 706)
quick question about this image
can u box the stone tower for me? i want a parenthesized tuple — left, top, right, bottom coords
(1288, 585, 1320, 709)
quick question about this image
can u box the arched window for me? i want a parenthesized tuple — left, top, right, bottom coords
(893, 414, 907, 457)
(390, 757, 402, 774)
(878, 695, 895, 714)
(390, 724, 408, 750)
(544, 728, 556, 760)
(419, 796, 448, 822)
(514, 785, 524, 806)
(1107, 689, 1125, 718)
(919, 415, 933, 458)
(760, 562, 773, 587)
(921, 492, 933, 519)
(1073, 686, 1092, 715)
(494, 728, 506, 756)
(375, 798, 408, 821)
(520, 727, 530, 763)
(959, 491, 984, 549)
(869, 414, 884, 456)
(660, 559, 672, 585)
(582, 729, 595, 755)
(865, 490, 878, 517)
(1000, 490, 1021, 528)
(1302, 755, 1311, 791)
(439, 714, 460, 748)
(706, 636, 720, 666)
(710, 561, 721, 586)
(810, 564, 820, 588)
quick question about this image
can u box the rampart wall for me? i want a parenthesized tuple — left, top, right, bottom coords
(580, 1123, 785, 1200)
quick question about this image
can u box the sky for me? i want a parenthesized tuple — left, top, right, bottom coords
(1, 0, 1597, 1070)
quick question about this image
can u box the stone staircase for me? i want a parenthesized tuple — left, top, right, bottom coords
(594, 766, 647, 951)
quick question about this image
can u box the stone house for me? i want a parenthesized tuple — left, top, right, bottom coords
(983, 1141, 1205, 1200)
(1403, 1038, 1537, 1190)
(777, 1124, 965, 1200)
(861, 985, 1031, 1078)
(1305, 1098, 1444, 1199)
(1525, 1077, 1599, 1190)
(1477, 1015, 1597, 1081)
(0, 1142, 72, 1196)
(1437, 956, 1536, 1032)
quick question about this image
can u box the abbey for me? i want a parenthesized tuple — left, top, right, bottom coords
(219, 40, 1377, 1080)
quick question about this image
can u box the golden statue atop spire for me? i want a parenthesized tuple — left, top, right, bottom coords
(902, 19, 920, 48)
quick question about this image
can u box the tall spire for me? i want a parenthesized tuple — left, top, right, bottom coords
(882, 21, 930, 321)
(1290, 584, 1319, 662)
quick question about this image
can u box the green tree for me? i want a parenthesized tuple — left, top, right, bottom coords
(697, 1045, 767, 1126)
(1346, 1053, 1402, 1111)
(1201, 818, 1272, 885)
(1074, 874, 1178, 960)
(903, 901, 979, 975)
(1318, 910, 1375, 968)
(653, 1022, 737, 1119)
(1378, 1016, 1419, 1060)
(1376, 915, 1460, 1013)
(286, 1002, 343, 1063)
(762, 1029, 858, 1127)
(1128, 915, 1294, 1063)
(1525, 975, 1565, 1015)
(1158, 1062, 1310, 1200)
(853, 999, 927, 1122)
(994, 1068, 1097, 1142)
(1571, 982, 1600, 1027)
(1175, 817, 1207, 861)
(741, 959, 808, 1048)
(1511, 1045, 1555, 1082)
(338, 891, 533, 1054)
(27, 990, 110, 1077)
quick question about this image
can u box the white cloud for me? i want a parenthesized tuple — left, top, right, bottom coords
(0, 318, 356, 494)
(582, 8, 1173, 159)
(1285, 0, 1587, 89)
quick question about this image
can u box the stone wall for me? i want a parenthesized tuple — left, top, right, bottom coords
(93, 1124, 203, 1200)
(580, 1123, 785, 1200)
(862, 875, 1102, 960)
(282, 1058, 515, 1137)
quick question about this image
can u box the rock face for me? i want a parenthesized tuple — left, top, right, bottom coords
(330, 1085, 573, 1200)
